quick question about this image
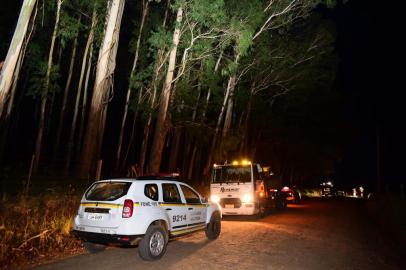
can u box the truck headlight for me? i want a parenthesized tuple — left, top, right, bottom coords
(210, 195, 220, 203)
(241, 194, 253, 203)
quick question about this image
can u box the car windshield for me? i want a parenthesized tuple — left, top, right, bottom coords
(85, 182, 132, 201)
(212, 166, 252, 183)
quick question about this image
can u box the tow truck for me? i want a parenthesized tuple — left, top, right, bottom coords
(209, 160, 286, 216)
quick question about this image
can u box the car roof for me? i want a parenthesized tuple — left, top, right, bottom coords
(95, 178, 186, 185)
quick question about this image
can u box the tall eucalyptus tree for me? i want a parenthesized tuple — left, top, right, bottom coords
(80, 0, 125, 177)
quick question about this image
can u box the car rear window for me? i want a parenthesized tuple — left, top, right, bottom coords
(85, 182, 132, 201)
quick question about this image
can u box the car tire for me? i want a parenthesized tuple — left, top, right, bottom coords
(205, 211, 221, 240)
(83, 242, 106, 253)
(138, 224, 168, 261)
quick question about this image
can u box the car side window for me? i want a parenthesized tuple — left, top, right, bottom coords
(180, 185, 201, 204)
(144, 184, 159, 201)
(162, 183, 182, 203)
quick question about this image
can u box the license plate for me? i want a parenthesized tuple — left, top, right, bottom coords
(87, 213, 104, 221)
(225, 204, 234, 208)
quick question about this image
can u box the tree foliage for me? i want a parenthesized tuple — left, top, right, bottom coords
(0, 0, 345, 183)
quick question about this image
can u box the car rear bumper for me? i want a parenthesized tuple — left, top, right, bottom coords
(72, 230, 143, 246)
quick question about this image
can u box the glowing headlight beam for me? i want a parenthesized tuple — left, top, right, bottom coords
(210, 195, 220, 203)
(241, 194, 253, 203)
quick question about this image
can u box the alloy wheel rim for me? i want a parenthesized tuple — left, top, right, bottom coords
(149, 231, 164, 256)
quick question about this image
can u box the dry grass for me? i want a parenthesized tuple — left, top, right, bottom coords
(0, 190, 84, 270)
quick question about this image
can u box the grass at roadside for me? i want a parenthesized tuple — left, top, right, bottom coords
(0, 189, 84, 270)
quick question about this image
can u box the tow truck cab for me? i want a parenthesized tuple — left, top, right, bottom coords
(209, 160, 283, 216)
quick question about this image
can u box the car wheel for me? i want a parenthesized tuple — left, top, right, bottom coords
(205, 211, 221, 240)
(138, 224, 168, 261)
(83, 242, 106, 253)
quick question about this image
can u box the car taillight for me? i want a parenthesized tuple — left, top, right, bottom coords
(122, 199, 133, 218)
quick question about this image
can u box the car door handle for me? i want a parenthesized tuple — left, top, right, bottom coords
(188, 208, 193, 210)
(165, 208, 172, 211)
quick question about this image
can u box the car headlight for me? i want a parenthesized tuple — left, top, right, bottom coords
(210, 195, 220, 203)
(241, 194, 253, 203)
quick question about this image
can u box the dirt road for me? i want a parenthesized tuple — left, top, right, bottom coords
(31, 199, 405, 270)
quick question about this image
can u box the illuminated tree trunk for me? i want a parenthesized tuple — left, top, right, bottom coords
(0, 0, 37, 118)
(77, 38, 94, 154)
(222, 74, 237, 138)
(201, 52, 224, 177)
(116, 0, 149, 168)
(148, 7, 183, 173)
(33, 0, 62, 172)
(80, 0, 125, 178)
(203, 72, 233, 177)
(54, 17, 80, 158)
(66, 11, 96, 170)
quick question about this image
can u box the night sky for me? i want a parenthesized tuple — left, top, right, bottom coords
(0, 0, 404, 190)
(331, 0, 405, 190)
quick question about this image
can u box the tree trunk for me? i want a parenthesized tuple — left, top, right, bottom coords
(203, 72, 233, 177)
(66, 11, 96, 170)
(222, 53, 240, 138)
(0, 0, 37, 118)
(148, 7, 183, 173)
(168, 127, 181, 172)
(80, 0, 125, 178)
(77, 38, 94, 154)
(116, 0, 149, 169)
(239, 84, 254, 155)
(121, 87, 142, 173)
(33, 0, 62, 172)
(222, 74, 236, 138)
(138, 0, 170, 174)
(187, 142, 198, 180)
(54, 18, 80, 158)
(6, 7, 38, 119)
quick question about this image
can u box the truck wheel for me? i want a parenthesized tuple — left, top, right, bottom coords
(257, 203, 266, 218)
(138, 224, 167, 261)
(205, 211, 221, 240)
(83, 242, 106, 253)
(277, 197, 287, 209)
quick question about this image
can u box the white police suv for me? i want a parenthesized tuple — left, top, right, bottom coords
(73, 177, 222, 260)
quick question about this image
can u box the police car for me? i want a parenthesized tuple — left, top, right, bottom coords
(72, 177, 222, 260)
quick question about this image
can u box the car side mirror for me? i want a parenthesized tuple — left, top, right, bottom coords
(201, 197, 208, 203)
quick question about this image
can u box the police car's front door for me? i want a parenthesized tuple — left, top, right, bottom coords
(180, 184, 206, 226)
(161, 183, 188, 232)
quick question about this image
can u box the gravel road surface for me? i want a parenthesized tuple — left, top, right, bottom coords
(31, 198, 405, 270)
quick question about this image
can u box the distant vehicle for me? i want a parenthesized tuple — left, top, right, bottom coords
(73, 178, 221, 260)
(210, 160, 286, 217)
(280, 186, 301, 204)
(321, 186, 335, 197)
(336, 190, 345, 197)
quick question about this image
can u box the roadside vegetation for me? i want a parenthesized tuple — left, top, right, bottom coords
(0, 188, 83, 270)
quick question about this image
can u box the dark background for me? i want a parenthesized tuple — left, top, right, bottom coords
(331, 0, 405, 190)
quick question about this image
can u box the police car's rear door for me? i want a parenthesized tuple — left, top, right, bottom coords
(161, 183, 188, 233)
(79, 181, 132, 229)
